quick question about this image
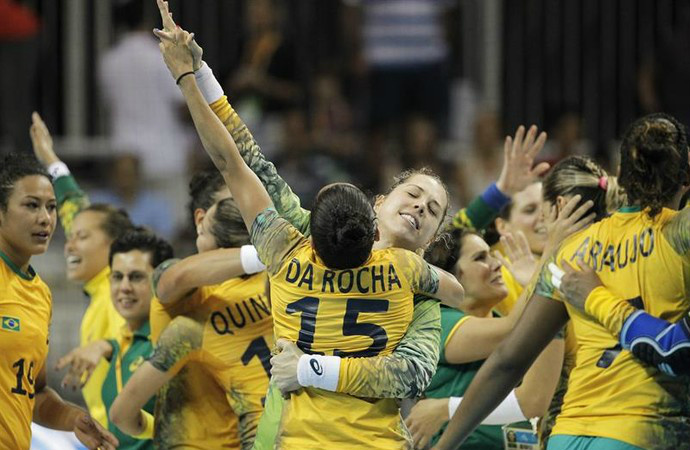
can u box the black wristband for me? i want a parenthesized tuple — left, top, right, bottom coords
(176, 71, 195, 85)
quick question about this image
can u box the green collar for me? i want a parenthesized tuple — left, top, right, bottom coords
(133, 321, 151, 340)
(619, 205, 642, 213)
(0, 249, 35, 280)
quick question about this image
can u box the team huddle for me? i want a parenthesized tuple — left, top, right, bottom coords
(1, 1, 690, 450)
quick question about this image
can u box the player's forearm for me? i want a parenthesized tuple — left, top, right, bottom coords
(157, 248, 243, 303)
(110, 362, 165, 436)
(584, 286, 638, 335)
(337, 300, 441, 398)
(33, 387, 84, 431)
(514, 337, 564, 418)
(208, 93, 311, 234)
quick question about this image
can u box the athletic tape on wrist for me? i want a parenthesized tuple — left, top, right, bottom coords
(240, 245, 266, 274)
(448, 397, 462, 418)
(47, 161, 70, 180)
(296, 354, 341, 391)
(195, 62, 225, 104)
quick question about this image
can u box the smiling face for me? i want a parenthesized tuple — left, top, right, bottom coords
(374, 174, 448, 252)
(64, 211, 112, 282)
(109, 250, 154, 330)
(497, 182, 546, 255)
(454, 234, 507, 307)
(0, 175, 57, 266)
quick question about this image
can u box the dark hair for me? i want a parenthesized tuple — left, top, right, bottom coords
(210, 197, 251, 248)
(78, 204, 134, 241)
(424, 227, 479, 273)
(543, 156, 625, 222)
(387, 167, 450, 236)
(0, 153, 51, 212)
(188, 170, 226, 228)
(109, 228, 174, 268)
(619, 113, 690, 217)
(311, 184, 376, 269)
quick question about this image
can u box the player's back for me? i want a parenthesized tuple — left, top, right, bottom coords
(268, 242, 422, 450)
(539, 208, 690, 449)
(0, 256, 51, 449)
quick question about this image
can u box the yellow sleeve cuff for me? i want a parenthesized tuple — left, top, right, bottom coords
(132, 411, 154, 440)
(584, 285, 639, 335)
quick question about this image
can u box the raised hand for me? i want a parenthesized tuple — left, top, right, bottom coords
(29, 112, 59, 167)
(153, 27, 195, 81)
(156, 0, 203, 70)
(55, 341, 112, 391)
(496, 125, 550, 196)
(494, 231, 537, 287)
(543, 195, 595, 257)
(73, 413, 119, 450)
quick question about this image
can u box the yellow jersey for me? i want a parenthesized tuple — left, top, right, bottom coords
(251, 208, 440, 450)
(0, 251, 51, 450)
(149, 272, 272, 449)
(80, 266, 125, 429)
(535, 207, 690, 450)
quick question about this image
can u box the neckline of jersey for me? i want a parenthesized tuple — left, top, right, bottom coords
(0, 249, 35, 280)
(618, 205, 642, 213)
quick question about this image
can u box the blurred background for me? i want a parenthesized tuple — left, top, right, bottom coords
(1, 0, 689, 410)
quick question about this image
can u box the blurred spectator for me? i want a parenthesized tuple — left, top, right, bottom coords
(454, 111, 504, 205)
(0, 0, 40, 154)
(228, 0, 302, 158)
(98, 0, 194, 179)
(90, 154, 175, 240)
(343, 0, 454, 190)
(541, 109, 592, 164)
(276, 108, 354, 206)
(638, 6, 690, 128)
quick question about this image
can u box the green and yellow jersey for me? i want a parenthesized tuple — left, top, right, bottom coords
(535, 207, 690, 450)
(0, 251, 52, 450)
(149, 273, 272, 449)
(425, 307, 504, 450)
(149, 297, 241, 449)
(250, 207, 440, 449)
(102, 322, 155, 450)
(53, 173, 124, 427)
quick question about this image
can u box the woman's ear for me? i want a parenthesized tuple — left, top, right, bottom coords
(374, 227, 380, 242)
(495, 217, 509, 237)
(194, 208, 205, 227)
(556, 195, 567, 212)
(373, 195, 385, 212)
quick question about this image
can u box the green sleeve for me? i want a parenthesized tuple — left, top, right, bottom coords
(336, 298, 441, 398)
(249, 208, 305, 275)
(663, 207, 690, 256)
(451, 195, 500, 232)
(53, 174, 90, 235)
(210, 97, 312, 235)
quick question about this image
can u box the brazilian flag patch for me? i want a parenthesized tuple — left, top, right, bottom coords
(1, 316, 20, 332)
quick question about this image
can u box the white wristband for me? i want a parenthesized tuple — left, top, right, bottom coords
(195, 62, 225, 104)
(47, 161, 70, 180)
(240, 245, 266, 274)
(296, 354, 341, 392)
(448, 397, 462, 419)
(448, 390, 526, 425)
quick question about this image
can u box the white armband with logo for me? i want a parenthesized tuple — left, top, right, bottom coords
(47, 161, 71, 180)
(448, 390, 526, 425)
(240, 245, 266, 274)
(296, 354, 341, 392)
(195, 61, 225, 104)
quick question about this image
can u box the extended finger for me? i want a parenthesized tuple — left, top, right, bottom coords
(565, 199, 594, 224)
(275, 338, 291, 351)
(153, 28, 175, 42)
(520, 125, 538, 154)
(157, 0, 176, 31)
(567, 212, 596, 235)
(529, 160, 551, 178)
(561, 259, 577, 275)
(493, 250, 510, 271)
(55, 354, 74, 371)
(527, 131, 547, 160)
(511, 126, 525, 156)
(500, 233, 517, 259)
(513, 231, 531, 257)
(557, 195, 583, 219)
(576, 257, 594, 273)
